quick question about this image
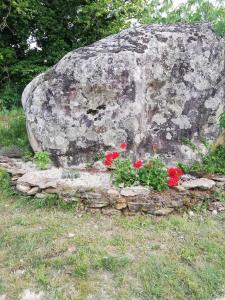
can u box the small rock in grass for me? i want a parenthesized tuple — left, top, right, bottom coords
(212, 209, 218, 215)
(67, 245, 77, 254)
(20, 289, 44, 300)
(68, 233, 75, 238)
(14, 269, 26, 276)
(188, 210, 194, 216)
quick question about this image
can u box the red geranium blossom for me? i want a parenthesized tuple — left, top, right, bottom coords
(103, 159, 113, 167)
(176, 167, 184, 176)
(133, 160, 143, 169)
(104, 152, 119, 167)
(111, 152, 120, 159)
(167, 167, 183, 177)
(168, 175, 179, 187)
(105, 153, 113, 161)
(120, 143, 127, 150)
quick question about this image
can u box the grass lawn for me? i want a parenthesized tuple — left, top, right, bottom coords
(0, 190, 225, 300)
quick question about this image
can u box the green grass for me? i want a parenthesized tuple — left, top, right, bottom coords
(0, 178, 225, 299)
(0, 108, 32, 158)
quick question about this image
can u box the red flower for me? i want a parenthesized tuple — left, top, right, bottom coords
(104, 159, 113, 167)
(176, 167, 184, 176)
(104, 152, 119, 167)
(105, 152, 119, 161)
(168, 176, 179, 187)
(133, 160, 143, 169)
(167, 167, 184, 177)
(105, 153, 113, 161)
(112, 152, 120, 159)
(167, 167, 177, 177)
(120, 143, 127, 150)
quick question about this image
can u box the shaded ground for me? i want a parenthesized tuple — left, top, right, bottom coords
(0, 192, 225, 300)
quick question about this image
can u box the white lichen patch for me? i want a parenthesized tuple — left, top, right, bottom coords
(152, 113, 167, 125)
(172, 115, 192, 129)
(205, 97, 220, 110)
(166, 132, 172, 140)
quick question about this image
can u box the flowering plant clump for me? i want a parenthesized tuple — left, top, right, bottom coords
(137, 159, 168, 191)
(112, 158, 137, 187)
(102, 144, 185, 191)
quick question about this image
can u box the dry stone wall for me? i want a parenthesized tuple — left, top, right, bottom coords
(1, 156, 224, 216)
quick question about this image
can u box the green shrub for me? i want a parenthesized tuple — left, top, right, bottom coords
(111, 158, 138, 187)
(178, 112, 225, 175)
(178, 145, 225, 175)
(201, 145, 225, 174)
(111, 157, 168, 191)
(0, 109, 32, 158)
(0, 84, 21, 111)
(138, 159, 168, 191)
(0, 168, 11, 195)
(34, 151, 51, 170)
(141, 0, 225, 37)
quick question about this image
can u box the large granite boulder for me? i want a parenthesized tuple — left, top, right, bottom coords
(22, 23, 225, 166)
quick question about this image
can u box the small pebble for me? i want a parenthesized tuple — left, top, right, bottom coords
(20, 289, 44, 300)
(67, 245, 77, 253)
(15, 269, 26, 276)
(212, 209, 218, 215)
(188, 210, 194, 216)
(68, 233, 75, 238)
